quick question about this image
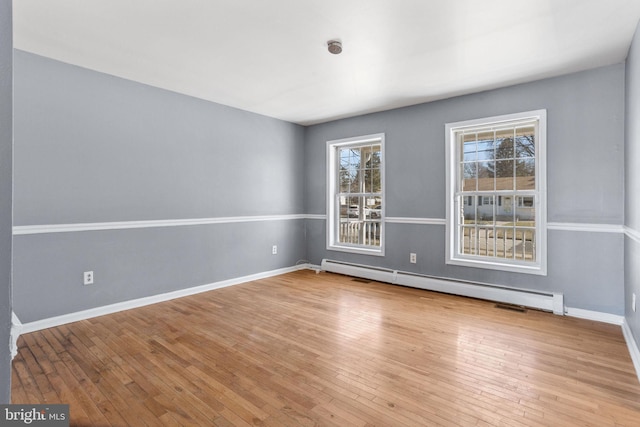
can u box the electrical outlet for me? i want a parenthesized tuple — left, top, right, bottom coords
(83, 271, 94, 286)
(272, 245, 278, 255)
(633, 293, 637, 312)
(410, 253, 417, 264)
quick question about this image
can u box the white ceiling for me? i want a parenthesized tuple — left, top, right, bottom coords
(13, 0, 640, 125)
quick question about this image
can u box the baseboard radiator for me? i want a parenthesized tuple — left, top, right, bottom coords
(321, 259, 564, 315)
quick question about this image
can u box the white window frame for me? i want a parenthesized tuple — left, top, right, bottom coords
(445, 110, 547, 275)
(327, 133, 385, 256)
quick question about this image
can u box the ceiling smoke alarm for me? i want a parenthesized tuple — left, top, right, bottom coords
(327, 40, 342, 54)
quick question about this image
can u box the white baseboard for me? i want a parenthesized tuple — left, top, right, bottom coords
(305, 263, 323, 273)
(564, 307, 624, 325)
(10, 312, 22, 360)
(16, 264, 311, 336)
(622, 320, 640, 383)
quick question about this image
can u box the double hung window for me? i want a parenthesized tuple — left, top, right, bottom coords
(327, 134, 385, 255)
(446, 111, 546, 274)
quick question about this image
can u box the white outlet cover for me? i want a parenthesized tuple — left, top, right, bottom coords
(83, 271, 94, 285)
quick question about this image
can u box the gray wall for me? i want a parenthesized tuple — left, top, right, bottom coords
(305, 64, 626, 314)
(0, 0, 12, 404)
(13, 51, 306, 322)
(625, 21, 640, 344)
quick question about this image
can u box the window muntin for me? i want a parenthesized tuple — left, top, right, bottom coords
(327, 134, 384, 255)
(446, 111, 546, 275)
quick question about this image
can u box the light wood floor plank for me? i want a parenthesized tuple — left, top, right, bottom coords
(12, 270, 640, 426)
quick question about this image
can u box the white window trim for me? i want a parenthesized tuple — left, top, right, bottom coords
(445, 110, 547, 275)
(326, 133, 385, 256)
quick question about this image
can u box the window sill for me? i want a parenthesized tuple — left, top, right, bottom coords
(328, 244, 385, 257)
(447, 256, 546, 276)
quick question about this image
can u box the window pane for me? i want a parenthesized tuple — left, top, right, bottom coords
(463, 196, 476, 224)
(346, 171, 357, 193)
(367, 169, 373, 192)
(462, 133, 477, 162)
(340, 199, 361, 244)
(372, 146, 382, 167)
(462, 163, 477, 191)
(516, 196, 535, 225)
(514, 228, 535, 261)
(356, 167, 364, 191)
(365, 168, 381, 193)
(339, 220, 360, 244)
(516, 159, 535, 190)
(488, 227, 498, 257)
(477, 226, 493, 256)
(496, 196, 514, 225)
(363, 168, 372, 193)
(505, 233, 517, 259)
(477, 196, 494, 224)
(349, 148, 361, 169)
(363, 145, 372, 159)
(339, 171, 351, 192)
(461, 226, 477, 255)
(338, 196, 348, 220)
(477, 161, 495, 190)
(495, 227, 512, 258)
(495, 128, 514, 159)
(340, 147, 358, 171)
(477, 131, 494, 161)
(347, 196, 360, 218)
(368, 200, 382, 219)
(364, 220, 381, 246)
(360, 145, 381, 193)
(495, 160, 514, 190)
(516, 127, 535, 158)
(339, 149, 350, 169)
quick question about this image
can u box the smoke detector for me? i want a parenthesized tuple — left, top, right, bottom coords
(327, 40, 342, 54)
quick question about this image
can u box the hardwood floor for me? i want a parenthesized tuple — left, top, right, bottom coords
(11, 270, 640, 426)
